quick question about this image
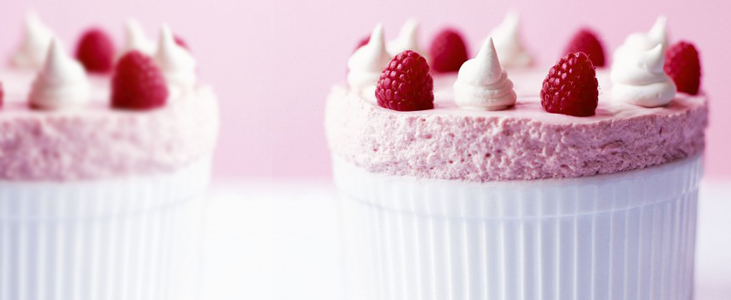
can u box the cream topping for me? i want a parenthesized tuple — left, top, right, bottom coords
(387, 19, 424, 57)
(454, 38, 516, 110)
(611, 44, 676, 107)
(119, 19, 156, 57)
(28, 39, 91, 110)
(10, 12, 54, 70)
(347, 24, 391, 96)
(488, 11, 533, 68)
(154, 24, 197, 92)
(612, 16, 668, 69)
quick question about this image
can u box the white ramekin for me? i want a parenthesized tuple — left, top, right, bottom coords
(335, 154, 703, 300)
(0, 157, 211, 300)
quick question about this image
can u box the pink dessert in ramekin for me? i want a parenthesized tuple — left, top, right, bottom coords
(329, 17, 706, 300)
(0, 15, 218, 300)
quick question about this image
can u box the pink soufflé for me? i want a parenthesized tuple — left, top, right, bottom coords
(0, 71, 219, 181)
(326, 71, 708, 182)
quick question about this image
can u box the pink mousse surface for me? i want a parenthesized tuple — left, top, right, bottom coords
(0, 71, 219, 181)
(326, 70, 708, 182)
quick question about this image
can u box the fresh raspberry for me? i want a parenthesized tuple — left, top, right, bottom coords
(664, 41, 701, 95)
(376, 50, 434, 111)
(111, 51, 168, 110)
(428, 28, 468, 73)
(541, 52, 598, 117)
(354, 34, 370, 52)
(174, 35, 190, 51)
(75, 28, 115, 73)
(564, 28, 605, 67)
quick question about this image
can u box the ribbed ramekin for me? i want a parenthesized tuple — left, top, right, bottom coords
(0, 157, 212, 300)
(335, 154, 702, 300)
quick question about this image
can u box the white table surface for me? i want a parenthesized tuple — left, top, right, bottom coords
(201, 180, 731, 300)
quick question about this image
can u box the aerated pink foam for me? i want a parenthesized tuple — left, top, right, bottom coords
(0, 68, 218, 181)
(326, 71, 708, 182)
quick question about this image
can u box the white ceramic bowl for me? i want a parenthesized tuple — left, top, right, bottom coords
(335, 154, 702, 300)
(0, 157, 211, 300)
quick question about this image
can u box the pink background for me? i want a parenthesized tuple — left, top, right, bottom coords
(1, 0, 729, 180)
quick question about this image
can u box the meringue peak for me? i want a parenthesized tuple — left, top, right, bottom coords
(398, 19, 418, 39)
(44, 38, 75, 76)
(154, 24, 197, 91)
(489, 11, 532, 68)
(622, 16, 669, 52)
(11, 12, 54, 69)
(611, 41, 675, 108)
(362, 23, 388, 61)
(388, 19, 422, 56)
(642, 43, 665, 73)
(155, 24, 196, 70)
(122, 19, 155, 56)
(25, 12, 48, 36)
(454, 37, 516, 111)
(498, 11, 520, 39)
(29, 38, 90, 110)
(348, 23, 389, 72)
(648, 16, 668, 48)
(347, 24, 391, 93)
(471, 38, 503, 85)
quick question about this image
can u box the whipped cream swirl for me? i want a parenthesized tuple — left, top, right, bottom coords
(454, 37, 516, 110)
(11, 12, 54, 70)
(489, 11, 533, 68)
(611, 44, 676, 107)
(29, 39, 90, 110)
(154, 24, 197, 92)
(347, 24, 391, 95)
(612, 16, 667, 69)
(387, 19, 424, 57)
(119, 19, 156, 57)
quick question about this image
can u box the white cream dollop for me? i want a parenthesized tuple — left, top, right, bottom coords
(119, 19, 155, 57)
(454, 37, 516, 111)
(488, 11, 533, 68)
(11, 12, 54, 70)
(387, 19, 424, 57)
(612, 16, 668, 69)
(610, 44, 676, 107)
(154, 24, 197, 92)
(347, 24, 391, 95)
(29, 39, 91, 110)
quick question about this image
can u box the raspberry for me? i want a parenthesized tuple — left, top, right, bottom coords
(564, 28, 605, 67)
(0, 82, 3, 108)
(111, 51, 168, 110)
(174, 35, 190, 51)
(354, 34, 370, 52)
(541, 52, 598, 117)
(75, 28, 115, 73)
(664, 41, 701, 95)
(376, 50, 434, 111)
(428, 28, 468, 73)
